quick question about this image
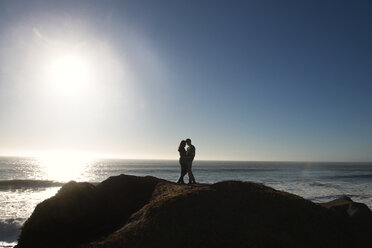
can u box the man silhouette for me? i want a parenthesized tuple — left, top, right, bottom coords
(185, 138, 196, 184)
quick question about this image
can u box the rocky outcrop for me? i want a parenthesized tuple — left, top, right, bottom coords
(17, 175, 163, 248)
(319, 196, 372, 247)
(16, 175, 372, 248)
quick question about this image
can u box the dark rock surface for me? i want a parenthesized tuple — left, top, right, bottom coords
(319, 195, 372, 246)
(17, 175, 163, 248)
(16, 175, 372, 248)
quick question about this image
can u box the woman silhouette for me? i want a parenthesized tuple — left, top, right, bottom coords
(177, 140, 188, 184)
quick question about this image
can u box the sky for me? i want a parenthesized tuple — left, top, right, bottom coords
(0, 0, 371, 161)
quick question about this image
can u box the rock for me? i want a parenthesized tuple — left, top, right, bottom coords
(319, 196, 372, 220)
(319, 196, 372, 247)
(16, 175, 372, 248)
(17, 175, 163, 248)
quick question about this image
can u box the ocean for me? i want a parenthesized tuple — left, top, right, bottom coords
(0, 156, 371, 247)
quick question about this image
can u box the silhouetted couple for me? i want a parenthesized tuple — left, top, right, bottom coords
(177, 138, 196, 184)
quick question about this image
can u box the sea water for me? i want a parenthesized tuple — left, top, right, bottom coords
(0, 157, 371, 247)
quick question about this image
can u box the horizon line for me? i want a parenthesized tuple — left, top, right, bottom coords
(0, 154, 371, 164)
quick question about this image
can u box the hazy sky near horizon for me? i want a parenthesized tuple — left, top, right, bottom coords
(0, 0, 371, 161)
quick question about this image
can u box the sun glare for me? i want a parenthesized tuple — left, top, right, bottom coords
(46, 53, 92, 94)
(38, 152, 95, 182)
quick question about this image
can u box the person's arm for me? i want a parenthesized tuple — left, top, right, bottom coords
(185, 148, 191, 158)
(189, 146, 195, 157)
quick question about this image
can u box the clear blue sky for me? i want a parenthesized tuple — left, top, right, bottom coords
(0, 0, 371, 161)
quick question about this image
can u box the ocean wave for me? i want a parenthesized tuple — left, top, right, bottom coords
(310, 194, 360, 202)
(325, 174, 372, 179)
(0, 180, 64, 190)
(0, 241, 17, 248)
(0, 218, 24, 243)
(309, 182, 341, 188)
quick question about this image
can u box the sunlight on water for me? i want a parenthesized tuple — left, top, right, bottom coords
(37, 152, 95, 182)
(1, 188, 59, 220)
(0, 187, 60, 247)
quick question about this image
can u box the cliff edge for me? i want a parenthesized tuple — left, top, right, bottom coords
(16, 174, 372, 248)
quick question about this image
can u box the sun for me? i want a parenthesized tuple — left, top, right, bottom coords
(46, 53, 92, 94)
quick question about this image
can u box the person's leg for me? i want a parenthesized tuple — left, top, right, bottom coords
(177, 163, 185, 184)
(181, 164, 187, 182)
(177, 175, 183, 184)
(177, 163, 187, 184)
(187, 161, 196, 184)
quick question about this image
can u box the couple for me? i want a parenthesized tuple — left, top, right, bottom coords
(177, 138, 196, 184)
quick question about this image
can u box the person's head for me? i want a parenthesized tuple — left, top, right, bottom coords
(179, 140, 186, 149)
(186, 138, 192, 146)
